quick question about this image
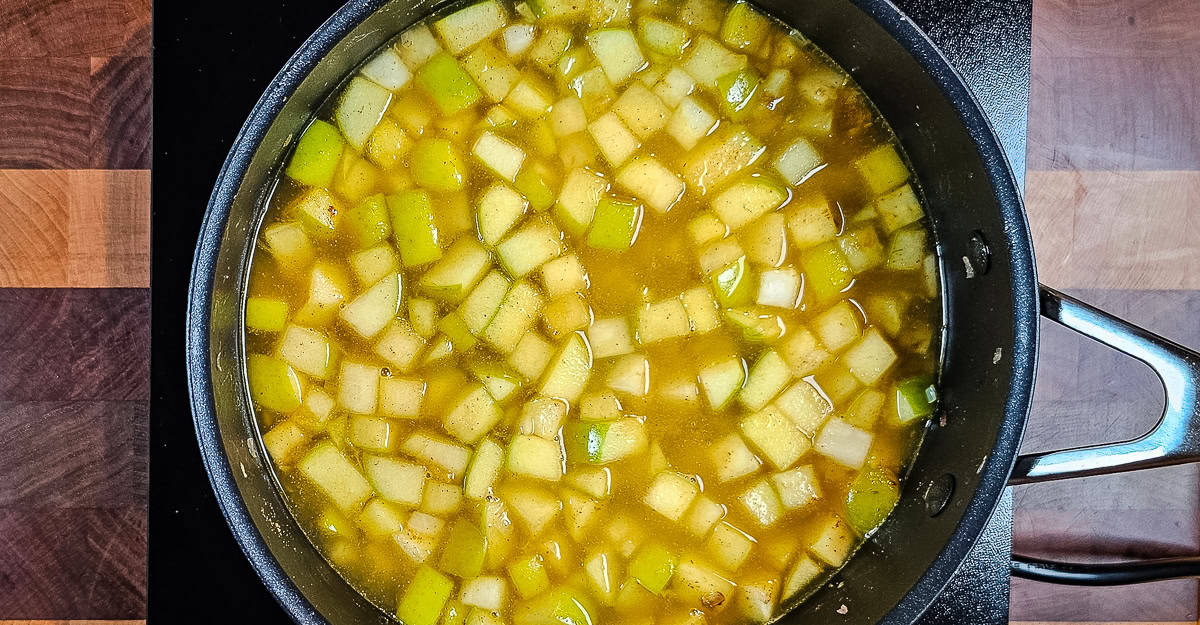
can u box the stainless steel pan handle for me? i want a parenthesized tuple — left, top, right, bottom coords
(1009, 285, 1200, 584)
(1010, 285, 1200, 484)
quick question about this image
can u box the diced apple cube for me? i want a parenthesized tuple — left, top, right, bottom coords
(419, 238, 492, 303)
(698, 356, 746, 410)
(459, 271, 512, 336)
(540, 331, 593, 402)
(707, 521, 755, 570)
(777, 327, 832, 377)
(772, 464, 821, 510)
(498, 217, 564, 278)
(773, 136, 822, 185)
(615, 155, 684, 214)
(786, 194, 839, 248)
(417, 52, 483, 115)
(644, 471, 699, 521)
(473, 131, 526, 181)
(739, 350, 791, 410)
(653, 67, 697, 108)
(612, 83, 670, 139)
(672, 556, 735, 611)
(740, 479, 784, 526)
(587, 28, 646, 84)
(263, 420, 307, 464)
(810, 515, 855, 566)
(335, 77, 393, 151)
(587, 197, 643, 250)
(680, 286, 721, 334)
(740, 407, 809, 470)
(349, 245, 399, 287)
(685, 495, 726, 538)
(588, 317, 633, 357)
(477, 183, 529, 247)
(504, 484, 562, 535)
(340, 272, 402, 339)
(364, 455, 427, 506)
(445, 384, 504, 443)
(460, 575, 507, 611)
(680, 127, 766, 195)
(461, 42, 520, 102)
(278, 324, 334, 379)
(295, 263, 348, 327)
(886, 226, 928, 271)
(680, 35, 746, 87)
(396, 23, 443, 67)
(401, 431, 472, 478)
(839, 224, 886, 272)
(607, 353, 649, 397)
(566, 492, 605, 543)
(517, 396, 569, 438)
(774, 380, 832, 436)
(505, 76, 556, 118)
(666, 95, 717, 151)
(581, 390, 623, 421)
(464, 438, 505, 499)
(483, 281, 544, 353)
(736, 575, 780, 622)
(358, 498, 406, 536)
(379, 376, 425, 419)
(567, 465, 612, 498)
(434, 0, 508, 54)
(783, 556, 824, 599)
(338, 361, 381, 414)
(422, 480, 464, 516)
(375, 320, 426, 372)
(298, 442, 373, 511)
(876, 183, 923, 233)
(855, 144, 909, 195)
(712, 177, 788, 231)
(637, 297, 691, 344)
(509, 331, 555, 380)
(711, 432, 761, 483)
(756, 267, 800, 309)
(550, 96, 588, 136)
(263, 222, 314, 270)
(588, 111, 641, 166)
(349, 414, 396, 452)
(813, 301, 863, 352)
(814, 418, 873, 469)
(843, 328, 898, 385)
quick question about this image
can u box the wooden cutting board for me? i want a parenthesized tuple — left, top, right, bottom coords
(0, 0, 1196, 622)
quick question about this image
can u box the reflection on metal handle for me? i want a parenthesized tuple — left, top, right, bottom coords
(1009, 285, 1200, 485)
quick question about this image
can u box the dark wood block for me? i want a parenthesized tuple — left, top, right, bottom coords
(0, 0, 150, 57)
(0, 290, 149, 402)
(0, 401, 146, 509)
(90, 56, 151, 170)
(0, 57, 91, 169)
(0, 507, 146, 619)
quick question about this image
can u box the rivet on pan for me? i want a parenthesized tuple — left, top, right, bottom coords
(966, 231, 991, 276)
(924, 473, 956, 517)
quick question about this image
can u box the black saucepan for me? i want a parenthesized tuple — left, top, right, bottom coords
(185, 0, 1200, 623)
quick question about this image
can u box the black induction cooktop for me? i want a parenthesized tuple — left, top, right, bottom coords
(149, 1, 1030, 622)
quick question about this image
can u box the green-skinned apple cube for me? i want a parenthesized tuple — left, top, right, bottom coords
(483, 281, 544, 353)
(630, 543, 677, 594)
(514, 159, 561, 211)
(433, 0, 508, 55)
(800, 241, 853, 300)
(445, 384, 504, 443)
(615, 156, 684, 214)
(388, 190, 442, 267)
(339, 272, 402, 339)
(478, 183, 529, 246)
(335, 76, 393, 150)
(247, 354, 304, 413)
(855, 143, 909, 195)
(470, 360, 522, 402)
(555, 168, 608, 236)
(458, 270, 511, 335)
(540, 331, 592, 402)
(411, 138, 468, 192)
(586, 28, 646, 85)
(698, 356, 745, 409)
(245, 297, 287, 333)
(587, 197, 643, 250)
(714, 68, 760, 120)
(719, 1, 770, 52)
(681, 35, 746, 87)
(637, 16, 690, 56)
(739, 349, 791, 410)
(343, 193, 391, 248)
(712, 177, 788, 231)
(416, 52, 483, 115)
(507, 554, 551, 599)
(364, 454, 426, 506)
(473, 131, 526, 181)
(464, 437, 504, 499)
(285, 120, 344, 188)
(497, 217, 563, 278)
(712, 256, 754, 307)
(298, 441, 373, 511)
(419, 237, 491, 303)
(396, 565, 455, 625)
(439, 518, 488, 579)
